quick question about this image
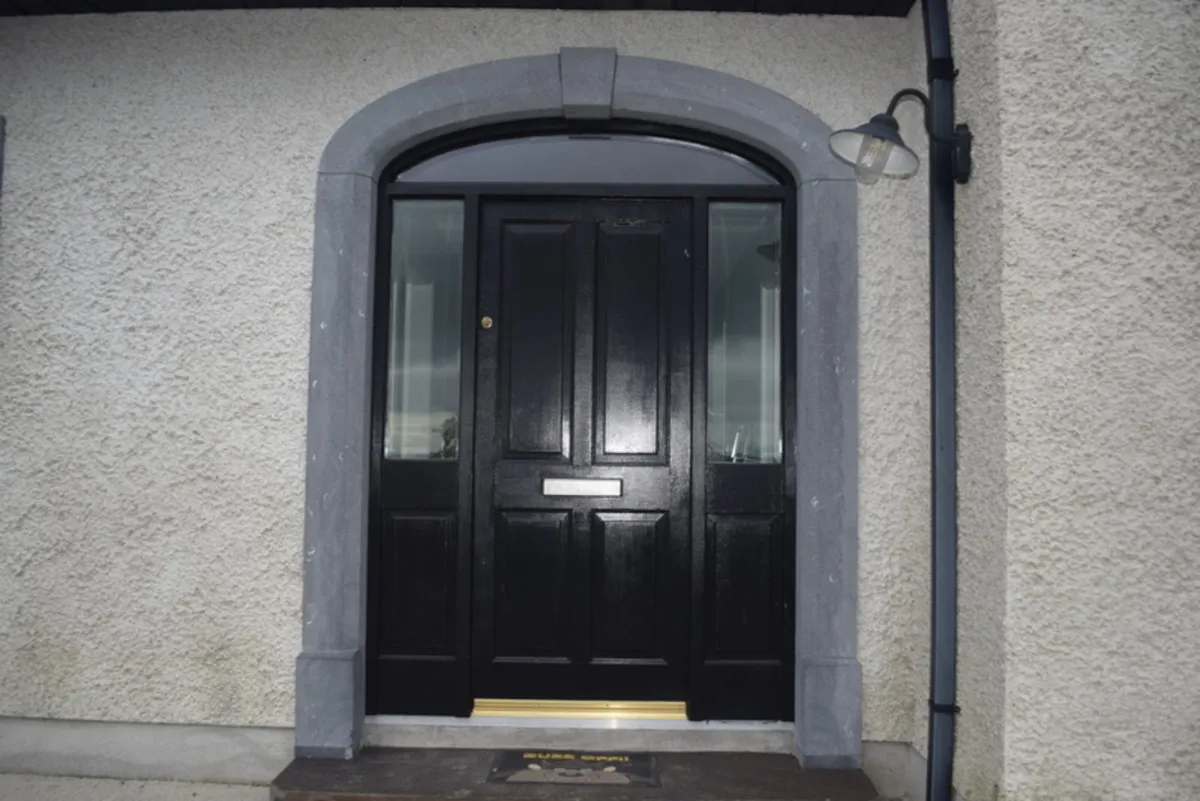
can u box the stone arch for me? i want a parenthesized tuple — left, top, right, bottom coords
(298, 48, 861, 768)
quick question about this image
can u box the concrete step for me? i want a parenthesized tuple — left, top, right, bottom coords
(363, 717, 795, 753)
(270, 748, 879, 801)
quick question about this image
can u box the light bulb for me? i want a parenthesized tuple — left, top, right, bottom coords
(854, 135, 893, 185)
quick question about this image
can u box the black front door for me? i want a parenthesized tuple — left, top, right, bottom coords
(471, 199, 693, 702)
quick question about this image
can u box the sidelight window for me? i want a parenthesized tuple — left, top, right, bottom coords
(384, 199, 465, 460)
(707, 202, 784, 464)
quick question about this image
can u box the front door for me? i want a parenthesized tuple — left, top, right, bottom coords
(471, 199, 693, 702)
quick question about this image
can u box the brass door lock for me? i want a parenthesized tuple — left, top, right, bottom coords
(480, 316, 494, 330)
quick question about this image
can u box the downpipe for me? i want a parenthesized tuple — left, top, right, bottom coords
(922, 2, 961, 801)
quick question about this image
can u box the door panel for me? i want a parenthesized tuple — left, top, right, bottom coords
(499, 223, 574, 460)
(594, 225, 667, 462)
(494, 510, 573, 658)
(378, 512, 459, 656)
(591, 511, 671, 660)
(473, 199, 691, 702)
(707, 513, 785, 658)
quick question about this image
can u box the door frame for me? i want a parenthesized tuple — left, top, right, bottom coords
(297, 49, 861, 769)
(366, 182, 795, 720)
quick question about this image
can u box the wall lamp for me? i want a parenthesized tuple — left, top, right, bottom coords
(828, 88, 973, 185)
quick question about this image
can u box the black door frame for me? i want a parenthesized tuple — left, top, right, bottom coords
(366, 127, 796, 720)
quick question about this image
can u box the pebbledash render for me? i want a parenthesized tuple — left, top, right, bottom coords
(0, 4, 1197, 801)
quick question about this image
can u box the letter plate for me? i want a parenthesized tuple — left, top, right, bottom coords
(541, 478, 623, 497)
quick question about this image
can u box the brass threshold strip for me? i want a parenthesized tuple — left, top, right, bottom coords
(472, 699, 687, 720)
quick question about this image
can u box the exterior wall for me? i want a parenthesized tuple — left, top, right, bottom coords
(860, 6, 934, 760)
(949, 0, 1009, 799)
(0, 9, 928, 737)
(954, 1, 1200, 799)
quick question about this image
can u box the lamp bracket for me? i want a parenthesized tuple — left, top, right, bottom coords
(885, 88, 931, 117)
(886, 88, 973, 185)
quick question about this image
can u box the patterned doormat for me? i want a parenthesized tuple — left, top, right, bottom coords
(488, 751, 659, 787)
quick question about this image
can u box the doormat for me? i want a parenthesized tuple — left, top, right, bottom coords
(488, 751, 659, 787)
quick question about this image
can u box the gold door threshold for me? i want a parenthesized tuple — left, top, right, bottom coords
(472, 699, 687, 720)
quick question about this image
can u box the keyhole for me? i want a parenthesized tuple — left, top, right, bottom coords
(481, 316, 494, 330)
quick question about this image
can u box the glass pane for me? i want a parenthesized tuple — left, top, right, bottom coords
(396, 135, 779, 186)
(384, 200, 465, 460)
(707, 202, 783, 464)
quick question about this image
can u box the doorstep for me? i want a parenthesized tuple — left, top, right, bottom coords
(270, 748, 879, 801)
(363, 716, 796, 753)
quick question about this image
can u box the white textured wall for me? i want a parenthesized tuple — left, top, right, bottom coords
(859, 6, 934, 757)
(0, 9, 928, 734)
(950, 0, 1009, 798)
(954, 1, 1200, 799)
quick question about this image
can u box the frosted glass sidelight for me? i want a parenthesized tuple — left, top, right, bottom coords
(384, 200, 465, 460)
(707, 202, 783, 464)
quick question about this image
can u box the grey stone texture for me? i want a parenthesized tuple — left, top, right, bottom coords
(0, 717, 291, 785)
(318, 56, 564, 178)
(364, 721, 795, 753)
(559, 47, 616, 119)
(295, 172, 376, 758)
(294, 650, 360, 759)
(611, 56, 853, 182)
(302, 48, 861, 766)
(797, 658, 864, 770)
(794, 179, 861, 769)
(0, 776, 263, 801)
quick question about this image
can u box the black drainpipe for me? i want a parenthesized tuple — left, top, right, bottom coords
(921, 2, 961, 801)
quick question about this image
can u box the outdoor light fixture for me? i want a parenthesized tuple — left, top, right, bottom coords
(829, 88, 972, 185)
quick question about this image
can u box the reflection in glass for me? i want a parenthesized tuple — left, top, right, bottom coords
(708, 202, 783, 464)
(384, 200, 464, 460)
(396, 135, 780, 186)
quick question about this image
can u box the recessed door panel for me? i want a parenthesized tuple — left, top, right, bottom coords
(595, 224, 667, 462)
(706, 514, 785, 660)
(378, 512, 458, 656)
(500, 223, 573, 460)
(591, 511, 670, 661)
(494, 510, 572, 659)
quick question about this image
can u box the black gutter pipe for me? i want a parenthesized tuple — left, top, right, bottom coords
(921, 2, 960, 801)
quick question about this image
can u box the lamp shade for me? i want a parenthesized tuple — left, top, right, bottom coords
(829, 113, 920, 183)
